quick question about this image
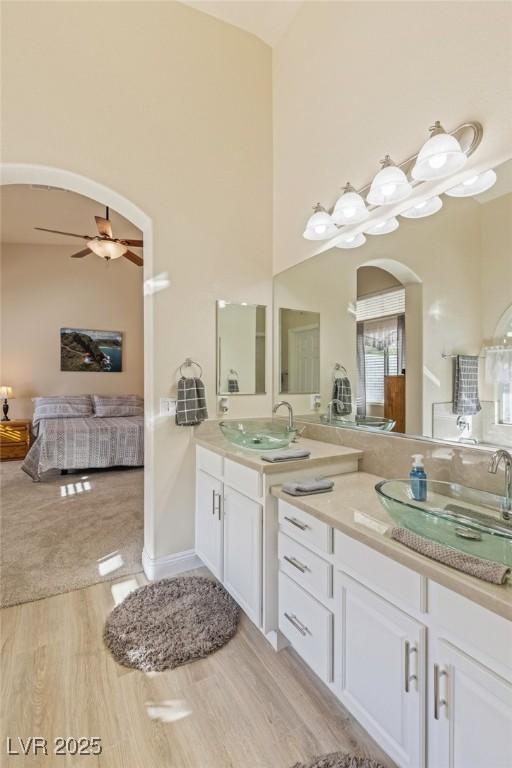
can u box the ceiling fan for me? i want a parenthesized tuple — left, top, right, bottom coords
(34, 206, 143, 266)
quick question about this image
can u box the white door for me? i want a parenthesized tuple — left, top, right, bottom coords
(195, 470, 223, 580)
(429, 639, 512, 768)
(223, 487, 262, 626)
(337, 572, 425, 768)
(288, 325, 320, 392)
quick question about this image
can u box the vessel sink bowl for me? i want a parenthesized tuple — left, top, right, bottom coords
(321, 414, 396, 432)
(219, 420, 297, 451)
(375, 479, 512, 567)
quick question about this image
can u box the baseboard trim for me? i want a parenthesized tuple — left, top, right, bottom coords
(142, 548, 202, 581)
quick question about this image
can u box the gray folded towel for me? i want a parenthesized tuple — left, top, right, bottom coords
(261, 448, 311, 463)
(452, 355, 481, 416)
(282, 478, 334, 497)
(175, 377, 208, 426)
(391, 527, 510, 585)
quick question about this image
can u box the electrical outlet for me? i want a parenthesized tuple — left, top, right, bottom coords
(310, 394, 321, 410)
(160, 397, 176, 416)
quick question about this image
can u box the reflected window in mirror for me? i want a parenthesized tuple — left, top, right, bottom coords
(216, 302, 266, 395)
(279, 308, 320, 394)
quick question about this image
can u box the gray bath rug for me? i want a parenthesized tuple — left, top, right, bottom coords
(103, 575, 240, 671)
(291, 753, 388, 768)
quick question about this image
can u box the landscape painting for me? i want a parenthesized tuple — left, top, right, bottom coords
(60, 328, 122, 372)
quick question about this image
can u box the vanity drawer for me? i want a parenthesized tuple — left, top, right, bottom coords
(278, 532, 332, 603)
(224, 458, 262, 499)
(279, 571, 333, 683)
(278, 500, 332, 554)
(334, 530, 423, 613)
(197, 446, 223, 478)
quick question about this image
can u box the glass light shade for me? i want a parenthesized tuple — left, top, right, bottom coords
(411, 131, 466, 181)
(364, 217, 399, 236)
(88, 239, 127, 260)
(445, 169, 497, 197)
(303, 206, 338, 240)
(0, 386, 13, 398)
(335, 232, 366, 249)
(332, 188, 369, 225)
(401, 196, 443, 219)
(367, 163, 412, 205)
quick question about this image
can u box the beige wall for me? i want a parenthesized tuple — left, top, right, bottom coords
(1, 244, 144, 419)
(1, 1, 273, 560)
(273, 1, 512, 274)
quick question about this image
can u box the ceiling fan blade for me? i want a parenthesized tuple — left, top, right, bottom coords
(119, 239, 144, 247)
(35, 227, 90, 240)
(70, 248, 92, 258)
(123, 250, 144, 267)
(95, 216, 113, 238)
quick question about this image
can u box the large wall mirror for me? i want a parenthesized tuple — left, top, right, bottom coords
(274, 157, 512, 451)
(217, 301, 266, 395)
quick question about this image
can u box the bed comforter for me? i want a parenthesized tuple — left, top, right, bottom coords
(22, 416, 144, 481)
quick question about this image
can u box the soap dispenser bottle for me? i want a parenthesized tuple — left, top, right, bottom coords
(410, 454, 427, 501)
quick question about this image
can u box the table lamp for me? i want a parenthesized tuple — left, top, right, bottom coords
(0, 386, 13, 421)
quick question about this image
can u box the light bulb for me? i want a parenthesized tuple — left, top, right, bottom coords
(87, 239, 127, 260)
(463, 176, 479, 187)
(381, 183, 397, 198)
(401, 196, 443, 219)
(314, 224, 327, 234)
(364, 217, 399, 236)
(446, 169, 497, 198)
(336, 232, 366, 249)
(415, 200, 428, 210)
(367, 157, 412, 206)
(343, 207, 356, 218)
(412, 121, 466, 180)
(332, 184, 368, 225)
(428, 153, 447, 170)
(303, 204, 338, 240)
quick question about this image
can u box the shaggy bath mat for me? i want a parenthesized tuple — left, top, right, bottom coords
(291, 753, 388, 768)
(103, 575, 240, 671)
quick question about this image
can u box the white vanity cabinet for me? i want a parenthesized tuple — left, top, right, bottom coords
(195, 468, 223, 580)
(223, 487, 262, 625)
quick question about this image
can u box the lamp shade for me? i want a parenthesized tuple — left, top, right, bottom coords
(445, 169, 497, 197)
(0, 386, 13, 398)
(335, 232, 366, 249)
(332, 184, 369, 226)
(411, 122, 466, 181)
(401, 196, 443, 219)
(364, 217, 399, 236)
(303, 204, 338, 241)
(367, 157, 412, 205)
(87, 239, 127, 260)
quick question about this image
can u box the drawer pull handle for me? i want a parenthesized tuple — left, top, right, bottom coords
(211, 489, 216, 516)
(284, 612, 310, 636)
(284, 516, 309, 531)
(404, 641, 418, 693)
(433, 663, 448, 720)
(283, 555, 309, 574)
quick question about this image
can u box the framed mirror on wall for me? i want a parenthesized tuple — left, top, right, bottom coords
(273, 156, 512, 451)
(216, 301, 266, 395)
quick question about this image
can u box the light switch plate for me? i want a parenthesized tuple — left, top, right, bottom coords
(160, 397, 176, 416)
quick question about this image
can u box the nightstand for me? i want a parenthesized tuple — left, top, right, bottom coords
(0, 420, 32, 461)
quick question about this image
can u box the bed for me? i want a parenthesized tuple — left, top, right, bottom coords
(22, 395, 144, 481)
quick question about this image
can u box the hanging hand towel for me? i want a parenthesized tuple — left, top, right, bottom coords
(175, 377, 208, 426)
(228, 375, 239, 393)
(452, 355, 481, 416)
(332, 376, 352, 415)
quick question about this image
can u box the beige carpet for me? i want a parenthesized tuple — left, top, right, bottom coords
(1, 461, 144, 607)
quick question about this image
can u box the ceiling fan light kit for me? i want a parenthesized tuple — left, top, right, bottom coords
(302, 119, 495, 250)
(34, 206, 144, 266)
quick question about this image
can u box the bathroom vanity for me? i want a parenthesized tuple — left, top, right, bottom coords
(195, 428, 512, 768)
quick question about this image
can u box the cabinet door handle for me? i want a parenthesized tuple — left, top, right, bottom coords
(284, 612, 310, 636)
(211, 489, 216, 515)
(404, 641, 418, 693)
(212, 491, 221, 520)
(433, 663, 448, 719)
(284, 516, 309, 531)
(283, 555, 309, 574)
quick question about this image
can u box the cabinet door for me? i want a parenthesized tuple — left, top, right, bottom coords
(337, 572, 425, 768)
(223, 487, 262, 626)
(430, 639, 512, 768)
(195, 470, 223, 580)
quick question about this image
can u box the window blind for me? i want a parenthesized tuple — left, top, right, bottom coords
(356, 288, 405, 322)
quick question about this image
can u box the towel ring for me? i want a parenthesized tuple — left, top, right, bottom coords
(179, 358, 203, 378)
(333, 362, 348, 380)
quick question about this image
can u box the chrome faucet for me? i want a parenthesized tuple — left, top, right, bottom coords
(488, 449, 512, 519)
(273, 401, 295, 431)
(327, 399, 344, 421)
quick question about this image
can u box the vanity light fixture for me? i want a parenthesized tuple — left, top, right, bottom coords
(332, 183, 369, 225)
(411, 121, 466, 181)
(335, 232, 366, 249)
(364, 217, 399, 236)
(303, 203, 338, 241)
(401, 196, 443, 219)
(366, 156, 412, 206)
(445, 169, 497, 197)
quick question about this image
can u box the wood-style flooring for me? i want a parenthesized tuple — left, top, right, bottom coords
(1, 571, 392, 767)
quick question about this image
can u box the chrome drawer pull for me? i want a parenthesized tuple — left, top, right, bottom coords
(434, 664, 448, 719)
(211, 489, 216, 515)
(404, 641, 418, 693)
(284, 612, 310, 636)
(283, 555, 309, 573)
(284, 516, 309, 531)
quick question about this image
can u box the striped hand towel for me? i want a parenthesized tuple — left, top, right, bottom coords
(175, 377, 208, 426)
(452, 355, 481, 416)
(332, 377, 352, 415)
